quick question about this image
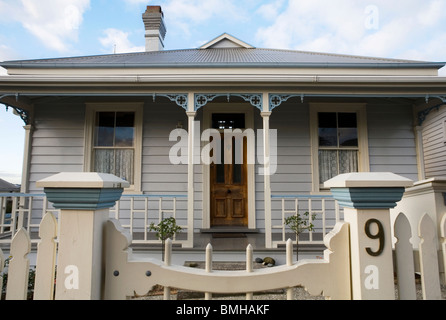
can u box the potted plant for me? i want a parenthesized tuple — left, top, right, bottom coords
(284, 212, 316, 261)
(149, 216, 182, 261)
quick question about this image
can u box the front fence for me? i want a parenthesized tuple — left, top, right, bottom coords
(1, 210, 445, 300)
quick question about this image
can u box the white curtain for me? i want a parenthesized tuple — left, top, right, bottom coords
(319, 150, 358, 184)
(94, 149, 134, 184)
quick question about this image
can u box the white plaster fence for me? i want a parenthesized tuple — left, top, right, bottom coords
(1, 210, 445, 300)
(0, 172, 445, 300)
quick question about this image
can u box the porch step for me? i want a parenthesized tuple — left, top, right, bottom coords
(200, 227, 260, 234)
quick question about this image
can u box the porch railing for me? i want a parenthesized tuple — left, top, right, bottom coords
(110, 194, 188, 246)
(1, 193, 340, 248)
(0, 193, 188, 246)
(270, 195, 342, 247)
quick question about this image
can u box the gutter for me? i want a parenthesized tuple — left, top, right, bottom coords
(1, 75, 446, 83)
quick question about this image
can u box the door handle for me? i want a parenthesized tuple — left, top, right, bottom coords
(227, 189, 231, 194)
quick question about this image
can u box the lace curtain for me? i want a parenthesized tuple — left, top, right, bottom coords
(94, 149, 134, 184)
(319, 150, 358, 184)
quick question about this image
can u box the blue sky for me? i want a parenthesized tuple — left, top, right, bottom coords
(0, 0, 446, 184)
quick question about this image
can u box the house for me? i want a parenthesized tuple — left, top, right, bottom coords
(0, 179, 19, 193)
(1, 5, 445, 250)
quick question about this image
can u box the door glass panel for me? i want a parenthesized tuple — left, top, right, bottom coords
(216, 138, 225, 183)
(232, 139, 242, 184)
(233, 164, 242, 184)
(212, 113, 245, 129)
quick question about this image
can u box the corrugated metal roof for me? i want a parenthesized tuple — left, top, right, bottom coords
(0, 178, 20, 192)
(2, 47, 441, 69)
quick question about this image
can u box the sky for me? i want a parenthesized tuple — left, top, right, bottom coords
(0, 0, 446, 185)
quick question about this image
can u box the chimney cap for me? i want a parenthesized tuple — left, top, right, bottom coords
(145, 5, 163, 16)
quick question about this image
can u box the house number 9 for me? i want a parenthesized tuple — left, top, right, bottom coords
(365, 219, 385, 257)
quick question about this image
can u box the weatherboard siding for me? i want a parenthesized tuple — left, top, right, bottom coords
(28, 102, 85, 193)
(25, 99, 419, 232)
(367, 103, 419, 181)
(422, 105, 446, 177)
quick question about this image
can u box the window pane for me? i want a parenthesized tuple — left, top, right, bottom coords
(94, 149, 134, 184)
(318, 150, 338, 184)
(95, 112, 115, 147)
(338, 113, 358, 147)
(318, 113, 337, 147)
(338, 113, 357, 128)
(94, 149, 115, 175)
(339, 150, 358, 174)
(318, 150, 359, 184)
(115, 149, 134, 184)
(115, 112, 135, 147)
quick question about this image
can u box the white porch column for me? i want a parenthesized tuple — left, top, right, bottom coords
(262, 93, 273, 248)
(20, 124, 33, 193)
(185, 92, 196, 248)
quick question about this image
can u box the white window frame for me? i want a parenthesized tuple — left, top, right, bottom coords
(310, 103, 370, 193)
(84, 102, 143, 193)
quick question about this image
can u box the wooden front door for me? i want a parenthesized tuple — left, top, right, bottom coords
(210, 114, 248, 227)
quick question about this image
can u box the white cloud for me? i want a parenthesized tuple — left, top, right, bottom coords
(122, 0, 149, 5)
(99, 28, 145, 54)
(162, 0, 243, 36)
(0, 0, 90, 52)
(255, 0, 446, 64)
(0, 43, 18, 74)
(256, 0, 286, 21)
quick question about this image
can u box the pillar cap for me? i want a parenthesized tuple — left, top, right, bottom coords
(37, 172, 130, 189)
(325, 173, 413, 209)
(324, 172, 413, 189)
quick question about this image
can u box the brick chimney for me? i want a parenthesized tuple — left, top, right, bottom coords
(142, 6, 167, 52)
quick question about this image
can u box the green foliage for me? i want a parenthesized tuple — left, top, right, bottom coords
(149, 217, 182, 241)
(284, 212, 316, 261)
(284, 212, 316, 236)
(149, 217, 182, 261)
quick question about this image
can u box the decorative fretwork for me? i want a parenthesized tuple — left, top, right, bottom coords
(194, 93, 263, 111)
(154, 94, 188, 111)
(1, 94, 30, 125)
(269, 94, 304, 111)
(4, 105, 29, 125)
(418, 96, 446, 125)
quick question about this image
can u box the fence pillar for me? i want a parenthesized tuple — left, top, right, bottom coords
(37, 172, 129, 300)
(325, 172, 413, 300)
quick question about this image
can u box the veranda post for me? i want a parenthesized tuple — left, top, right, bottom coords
(37, 172, 129, 300)
(325, 172, 413, 300)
